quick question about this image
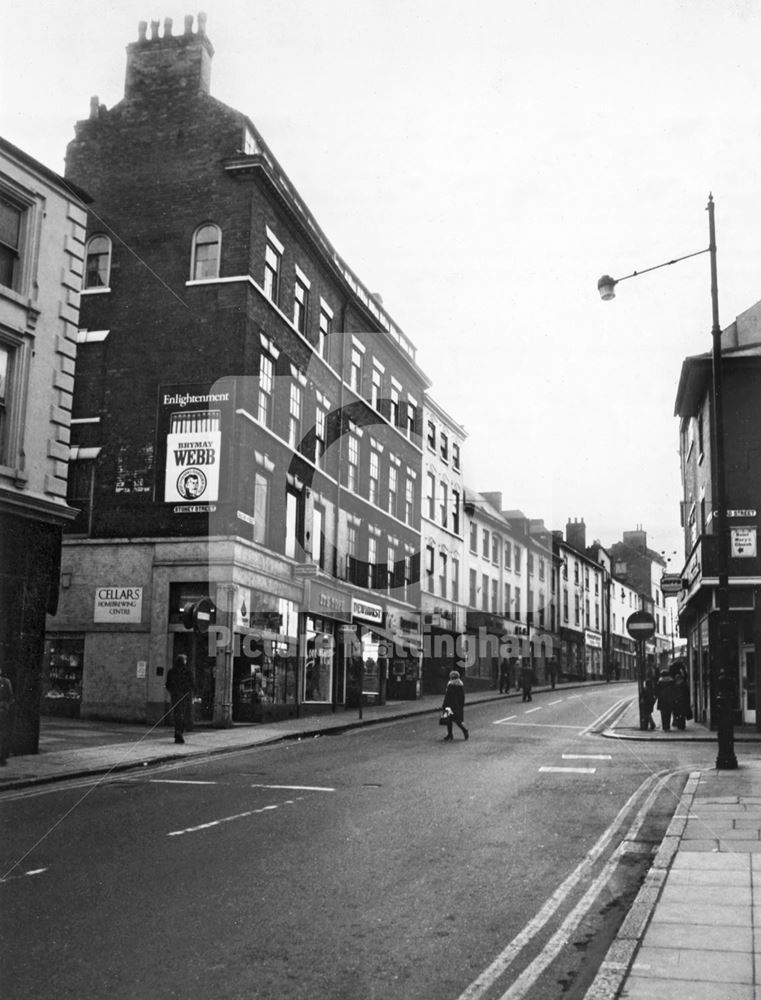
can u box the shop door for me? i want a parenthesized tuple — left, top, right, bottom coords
(741, 646, 756, 724)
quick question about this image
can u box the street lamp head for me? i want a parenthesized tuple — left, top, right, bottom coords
(598, 275, 617, 301)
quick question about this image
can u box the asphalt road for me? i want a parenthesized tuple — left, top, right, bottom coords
(1, 683, 713, 1000)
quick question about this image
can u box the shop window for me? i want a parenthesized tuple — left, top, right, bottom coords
(304, 618, 335, 703)
(42, 635, 85, 717)
(84, 234, 112, 289)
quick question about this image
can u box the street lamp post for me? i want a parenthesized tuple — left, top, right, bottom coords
(598, 194, 736, 769)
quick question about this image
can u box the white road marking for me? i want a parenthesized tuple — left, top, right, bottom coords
(562, 754, 612, 761)
(456, 768, 674, 1000)
(149, 779, 217, 785)
(493, 716, 518, 724)
(500, 722, 585, 730)
(539, 766, 596, 774)
(547, 700, 563, 706)
(524, 707, 542, 714)
(249, 784, 335, 792)
(0, 867, 49, 884)
(167, 798, 300, 837)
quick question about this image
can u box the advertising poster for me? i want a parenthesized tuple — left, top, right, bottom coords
(156, 383, 233, 511)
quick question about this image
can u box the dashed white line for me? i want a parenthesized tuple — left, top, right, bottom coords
(539, 766, 597, 774)
(562, 754, 612, 761)
(167, 798, 301, 837)
(249, 784, 335, 792)
(524, 707, 542, 714)
(547, 699, 563, 706)
(150, 779, 217, 785)
(494, 716, 518, 724)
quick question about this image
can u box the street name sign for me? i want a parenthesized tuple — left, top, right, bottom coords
(626, 610, 656, 640)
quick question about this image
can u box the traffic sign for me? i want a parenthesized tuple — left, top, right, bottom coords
(660, 573, 684, 596)
(182, 597, 217, 634)
(626, 610, 656, 640)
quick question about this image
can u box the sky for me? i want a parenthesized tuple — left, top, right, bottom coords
(3, 0, 761, 570)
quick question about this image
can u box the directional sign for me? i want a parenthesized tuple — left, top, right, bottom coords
(626, 610, 656, 640)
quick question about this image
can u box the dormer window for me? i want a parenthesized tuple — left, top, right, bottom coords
(84, 234, 112, 290)
(191, 224, 221, 280)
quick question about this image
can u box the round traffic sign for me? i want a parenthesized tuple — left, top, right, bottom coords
(626, 610, 656, 640)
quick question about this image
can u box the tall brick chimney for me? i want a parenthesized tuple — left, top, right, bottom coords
(124, 12, 214, 101)
(565, 517, 586, 551)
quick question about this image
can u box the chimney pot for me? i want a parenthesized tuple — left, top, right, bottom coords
(184, 14, 194, 34)
(164, 17, 173, 37)
(150, 19, 160, 40)
(198, 11, 207, 34)
(89, 95, 100, 119)
(138, 20, 147, 41)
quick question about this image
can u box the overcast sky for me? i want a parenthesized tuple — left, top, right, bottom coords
(3, 0, 761, 569)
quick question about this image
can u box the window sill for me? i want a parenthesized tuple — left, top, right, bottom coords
(81, 286, 111, 295)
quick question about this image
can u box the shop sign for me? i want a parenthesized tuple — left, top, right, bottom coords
(305, 581, 351, 622)
(727, 509, 757, 518)
(94, 586, 143, 623)
(584, 629, 603, 649)
(660, 573, 684, 596)
(731, 526, 757, 558)
(352, 597, 383, 624)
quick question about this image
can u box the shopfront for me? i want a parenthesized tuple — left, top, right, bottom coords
(42, 634, 85, 717)
(584, 629, 604, 679)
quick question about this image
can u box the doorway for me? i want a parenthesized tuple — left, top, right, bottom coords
(741, 646, 756, 725)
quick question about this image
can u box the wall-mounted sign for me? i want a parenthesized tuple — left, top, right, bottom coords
(727, 509, 757, 518)
(660, 573, 684, 595)
(731, 526, 757, 558)
(94, 586, 143, 623)
(352, 597, 383, 624)
(157, 383, 233, 509)
(584, 629, 603, 649)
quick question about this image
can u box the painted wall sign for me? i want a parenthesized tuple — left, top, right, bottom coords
(94, 586, 143, 623)
(731, 526, 757, 558)
(584, 629, 603, 649)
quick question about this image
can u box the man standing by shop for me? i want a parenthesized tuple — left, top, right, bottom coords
(166, 653, 195, 744)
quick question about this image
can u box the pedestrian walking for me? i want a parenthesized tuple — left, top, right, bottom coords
(547, 658, 558, 690)
(498, 658, 510, 694)
(655, 668, 675, 732)
(520, 659, 533, 702)
(672, 670, 690, 730)
(166, 653, 195, 744)
(441, 670, 468, 741)
(0, 668, 14, 765)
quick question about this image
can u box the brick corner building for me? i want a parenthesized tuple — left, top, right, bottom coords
(50, 15, 431, 724)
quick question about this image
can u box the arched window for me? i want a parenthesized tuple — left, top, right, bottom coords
(84, 234, 112, 290)
(191, 223, 221, 280)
